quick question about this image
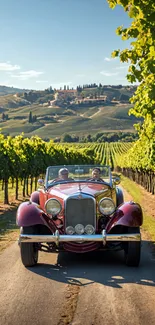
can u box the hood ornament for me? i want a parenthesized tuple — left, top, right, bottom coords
(78, 194, 83, 199)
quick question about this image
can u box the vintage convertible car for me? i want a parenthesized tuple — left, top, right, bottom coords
(17, 165, 143, 267)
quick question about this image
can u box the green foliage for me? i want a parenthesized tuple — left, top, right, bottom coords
(58, 131, 138, 143)
(108, 0, 155, 123)
(28, 111, 33, 123)
(61, 134, 73, 143)
(0, 84, 139, 138)
(107, 0, 155, 171)
(0, 135, 99, 181)
(28, 111, 37, 123)
(0, 85, 27, 96)
(117, 136, 155, 170)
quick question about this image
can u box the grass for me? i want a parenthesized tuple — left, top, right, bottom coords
(0, 208, 19, 253)
(121, 175, 155, 241)
(9, 104, 65, 117)
(0, 178, 37, 204)
(0, 207, 19, 235)
(0, 94, 29, 108)
(0, 179, 37, 252)
(0, 103, 140, 138)
(27, 115, 138, 138)
(0, 119, 43, 136)
(0, 180, 23, 204)
(83, 106, 99, 117)
(0, 174, 155, 253)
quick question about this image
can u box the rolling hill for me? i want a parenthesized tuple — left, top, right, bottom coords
(0, 85, 30, 96)
(0, 85, 141, 139)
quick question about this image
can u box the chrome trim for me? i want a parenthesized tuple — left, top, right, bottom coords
(45, 165, 111, 189)
(102, 229, 106, 246)
(19, 231, 141, 246)
(98, 197, 116, 216)
(55, 230, 59, 246)
(44, 198, 62, 216)
(64, 193, 96, 231)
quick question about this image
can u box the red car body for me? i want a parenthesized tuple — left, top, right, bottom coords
(17, 165, 143, 267)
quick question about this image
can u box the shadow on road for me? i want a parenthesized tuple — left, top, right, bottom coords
(29, 240, 155, 288)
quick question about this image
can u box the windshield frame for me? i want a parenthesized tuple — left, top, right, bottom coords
(45, 165, 112, 189)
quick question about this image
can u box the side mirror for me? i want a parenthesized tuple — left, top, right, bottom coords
(38, 179, 44, 187)
(112, 176, 121, 185)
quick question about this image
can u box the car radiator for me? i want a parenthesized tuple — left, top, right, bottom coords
(65, 196, 96, 229)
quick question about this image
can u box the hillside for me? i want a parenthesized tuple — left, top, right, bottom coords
(0, 85, 29, 96)
(0, 85, 141, 139)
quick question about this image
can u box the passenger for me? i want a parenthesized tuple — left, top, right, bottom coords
(87, 167, 104, 182)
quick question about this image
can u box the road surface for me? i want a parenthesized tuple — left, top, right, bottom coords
(0, 236, 155, 325)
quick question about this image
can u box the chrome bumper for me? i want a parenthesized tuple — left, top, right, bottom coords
(19, 230, 141, 246)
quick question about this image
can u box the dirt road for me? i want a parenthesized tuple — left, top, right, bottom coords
(0, 186, 155, 325)
(0, 239, 155, 325)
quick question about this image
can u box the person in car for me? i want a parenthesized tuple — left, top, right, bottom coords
(50, 168, 74, 183)
(87, 167, 104, 182)
(58, 168, 74, 181)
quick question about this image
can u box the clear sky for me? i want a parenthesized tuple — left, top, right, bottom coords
(0, 0, 132, 90)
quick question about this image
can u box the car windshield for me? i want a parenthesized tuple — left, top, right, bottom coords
(46, 165, 111, 187)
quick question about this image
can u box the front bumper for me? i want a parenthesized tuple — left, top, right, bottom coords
(19, 230, 141, 246)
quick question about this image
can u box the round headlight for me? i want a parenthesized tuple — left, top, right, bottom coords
(99, 198, 115, 216)
(75, 224, 84, 235)
(85, 224, 95, 235)
(66, 226, 75, 235)
(45, 199, 62, 215)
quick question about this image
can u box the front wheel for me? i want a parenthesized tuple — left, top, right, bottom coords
(124, 227, 141, 267)
(20, 227, 38, 267)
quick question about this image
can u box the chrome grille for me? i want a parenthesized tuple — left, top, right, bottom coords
(65, 196, 95, 228)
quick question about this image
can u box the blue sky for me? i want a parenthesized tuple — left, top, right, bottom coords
(0, 0, 132, 90)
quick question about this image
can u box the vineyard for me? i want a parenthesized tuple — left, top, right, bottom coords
(1, 133, 154, 204)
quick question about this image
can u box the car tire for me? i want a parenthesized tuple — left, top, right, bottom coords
(20, 226, 38, 267)
(116, 187, 124, 207)
(124, 227, 141, 267)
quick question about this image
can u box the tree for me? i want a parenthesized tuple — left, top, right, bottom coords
(33, 115, 37, 123)
(107, 0, 155, 171)
(23, 92, 28, 99)
(86, 134, 92, 142)
(2, 113, 5, 120)
(28, 111, 33, 123)
(49, 86, 53, 93)
(81, 91, 85, 99)
(108, 0, 155, 139)
(61, 133, 72, 142)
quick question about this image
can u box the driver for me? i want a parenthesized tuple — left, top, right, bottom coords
(87, 167, 104, 182)
(58, 168, 74, 181)
(50, 168, 74, 183)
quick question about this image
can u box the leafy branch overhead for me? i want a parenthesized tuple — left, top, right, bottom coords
(107, 0, 155, 171)
(108, 0, 155, 124)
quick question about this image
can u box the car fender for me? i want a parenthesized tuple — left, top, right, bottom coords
(106, 201, 143, 233)
(16, 201, 45, 227)
(30, 191, 40, 204)
(116, 187, 124, 206)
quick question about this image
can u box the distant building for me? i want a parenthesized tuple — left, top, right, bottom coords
(76, 96, 108, 104)
(55, 89, 77, 100)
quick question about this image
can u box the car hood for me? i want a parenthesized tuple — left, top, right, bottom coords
(48, 182, 111, 199)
